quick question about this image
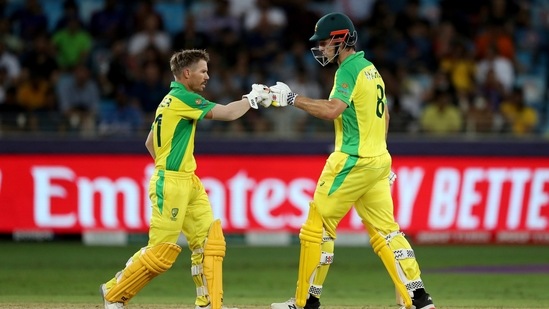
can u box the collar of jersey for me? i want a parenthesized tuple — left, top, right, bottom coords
(340, 51, 364, 68)
(170, 81, 187, 90)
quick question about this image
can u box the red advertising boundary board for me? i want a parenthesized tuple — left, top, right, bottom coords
(1, 155, 547, 243)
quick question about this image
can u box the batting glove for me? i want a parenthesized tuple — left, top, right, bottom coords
(269, 81, 298, 107)
(243, 84, 270, 109)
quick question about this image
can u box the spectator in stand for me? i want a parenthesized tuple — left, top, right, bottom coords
(0, 19, 24, 54)
(130, 0, 164, 34)
(478, 0, 520, 38)
(432, 20, 457, 61)
(20, 34, 59, 84)
(195, 0, 244, 70)
(51, 16, 92, 71)
(475, 44, 515, 94)
(0, 41, 21, 86)
(89, 0, 128, 48)
(98, 86, 143, 136)
(127, 12, 171, 61)
(16, 33, 59, 130)
(194, 0, 241, 40)
(395, 0, 436, 73)
(171, 13, 210, 52)
(395, 64, 430, 120)
(474, 20, 515, 61)
(420, 89, 463, 134)
(16, 72, 56, 131)
(226, 0, 255, 19)
(439, 1, 483, 39)
(512, 4, 544, 75)
(243, 0, 287, 33)
(0, 86, 26, 131)
(388, 97, 417, 134)
(56, 64, 100, 135)
(395, 0, 431, 35)
(465, 94, 495, 134)
(243, 0, 287, 67)
(214, 26, 245, 70)
(332, 0, 376, 29)
(9, 0, 49, 42)
(96, 39, 131, 99)
(137, 44, 166, 72)
(16, 73, 51, 113)
(404, 20, 437, 72)
(279, 0, 321, 44)
(128, 61, 169, 124)
(500, 87, 538, 135)
(439, 39, 477, 97)
(53, 0, 84, 32)
(478, 68, 506, 113)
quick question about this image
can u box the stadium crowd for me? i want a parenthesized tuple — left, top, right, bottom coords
(0, 0, 547, 139)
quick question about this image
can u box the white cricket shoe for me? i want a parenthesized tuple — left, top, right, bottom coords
(194, 305, 239, 309)
(100, 284, 125, 309)
(271, 297, 322, 309)
(271, 298, 303, 309)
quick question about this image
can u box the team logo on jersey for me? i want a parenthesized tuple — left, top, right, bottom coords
(171, 208, 179, 221)
(195, 98, 203, 105)
(336, 83, 349, 95)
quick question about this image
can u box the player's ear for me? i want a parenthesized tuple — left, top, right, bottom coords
(183, 68, 191, 79)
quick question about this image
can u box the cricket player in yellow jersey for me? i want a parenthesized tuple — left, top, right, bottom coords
(100, 49, 270, 309)
(269, 13, 436, 309)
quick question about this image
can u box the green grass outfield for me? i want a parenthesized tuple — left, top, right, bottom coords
(0, 241, 548, 309)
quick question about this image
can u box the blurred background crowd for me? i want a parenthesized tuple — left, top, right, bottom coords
(0, 0, 547, 139)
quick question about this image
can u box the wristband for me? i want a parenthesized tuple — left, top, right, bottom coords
(288, 92, 298, 106)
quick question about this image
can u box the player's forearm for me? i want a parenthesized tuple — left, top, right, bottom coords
(293, 96, 337, 120)
(212, 99, 251, 121)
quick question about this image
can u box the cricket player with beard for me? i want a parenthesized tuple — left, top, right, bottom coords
(100, 49, 270, 309)
(268, 13, 436, 309)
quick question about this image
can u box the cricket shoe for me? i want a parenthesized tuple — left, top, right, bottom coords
(407, 293, 435, 309)
(194, 305, 239, 309)
(271, 297, 320, 309)
(100, 284, 125, 309)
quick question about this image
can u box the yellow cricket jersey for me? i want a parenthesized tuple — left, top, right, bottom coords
(329, 51, 389, 158)
(151, 81, 215, 173)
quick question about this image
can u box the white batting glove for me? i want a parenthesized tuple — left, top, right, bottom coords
(389, 170, 397, 186)
(256, 84, 273, 108)
(269, 81, 298, 107)
(243, 84, 270, 109)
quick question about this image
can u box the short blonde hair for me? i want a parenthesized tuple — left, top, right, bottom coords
(169, 49, 210, 77)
